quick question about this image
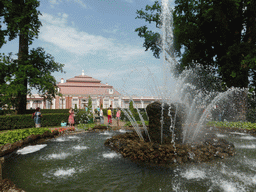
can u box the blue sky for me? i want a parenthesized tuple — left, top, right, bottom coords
(1, 0, 176, 97)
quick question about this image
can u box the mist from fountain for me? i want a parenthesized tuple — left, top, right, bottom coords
(119, 0, 249, 145)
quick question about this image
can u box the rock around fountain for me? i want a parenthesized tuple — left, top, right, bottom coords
(104, 100, 236, 165)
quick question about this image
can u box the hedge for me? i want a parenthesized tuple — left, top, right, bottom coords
(247, 109, 256, 123)
(0, 109, 70, 116)
(0, 113, 69, 131)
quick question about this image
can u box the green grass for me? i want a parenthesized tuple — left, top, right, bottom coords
(77, 123, 95, 130)
(124, 121, 149, 127)
(207, 121, 256, 130)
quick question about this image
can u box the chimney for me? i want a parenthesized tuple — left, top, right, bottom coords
(61, 78, 64, 83)
(82, 70, 84, 76)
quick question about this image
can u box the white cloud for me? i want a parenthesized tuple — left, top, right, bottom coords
(72, 0, 87, 8)
(39, 12, 146, 61)
(49, 0, 89, 9)
(49, 0, 61, 5)
(103, 28, 119, 34)
(49, 0, 62, 8)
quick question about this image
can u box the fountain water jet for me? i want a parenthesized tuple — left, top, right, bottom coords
(104, 0, 250, 166)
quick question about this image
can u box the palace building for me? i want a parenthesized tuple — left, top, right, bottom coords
(26, 70, 157, 110)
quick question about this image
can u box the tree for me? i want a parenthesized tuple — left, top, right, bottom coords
(1, 0, 42, 114)
(1, 1, 66, 114)
(135, 1, 162, 59)
(87, 96, 93, 122)
(0, 48, 65, 110)
(135, 0, 256, 89)
(129, 100, 140, 121)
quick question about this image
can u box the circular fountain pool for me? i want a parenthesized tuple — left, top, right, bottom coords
(3, 130, 256, 192)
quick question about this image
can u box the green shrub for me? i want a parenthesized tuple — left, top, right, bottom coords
(103, 109, 107, 116)
(246, 109, 256, 123)
(77, 123, 96, 130)
(0, 113, 69, 130)
(0, 109, 70, 116)
(41, 109, 69, 114)
(206, 121, 256, 130)
(0, 128, 50, 146)
(77, 124, 89, 131)
(75, 109, 88, 124)
(87, 96, 93, 120)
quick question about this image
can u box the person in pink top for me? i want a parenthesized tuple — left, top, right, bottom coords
(116, 108, 121, 127)
(68, 108, 75, 127)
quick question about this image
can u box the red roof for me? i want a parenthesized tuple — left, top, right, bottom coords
(59, 87, 120, 96)
(57, 74, 120, 96)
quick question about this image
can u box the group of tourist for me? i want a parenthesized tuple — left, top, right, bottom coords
(107, 105, 121, 126)
(32, 106, 122, 128)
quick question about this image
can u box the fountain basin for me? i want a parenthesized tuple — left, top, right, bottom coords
(2, 129, 256, 191)
(104, 130, 235, 165)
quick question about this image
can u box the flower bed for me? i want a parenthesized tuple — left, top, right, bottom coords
(51, 127, 75, 134)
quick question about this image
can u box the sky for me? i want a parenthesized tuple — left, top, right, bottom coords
(1, 0, 177, 97)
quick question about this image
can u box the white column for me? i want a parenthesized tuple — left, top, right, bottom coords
(112, 99, 115, 108)
(141, 100, 144, 108)
(41, 101, 44, 109)
(118, 98, 122, 108)
(30, 101, 33, 108)
(63, 98, 66, 109)
(97, 99, 100, 107)
(52, 98, 56, 109)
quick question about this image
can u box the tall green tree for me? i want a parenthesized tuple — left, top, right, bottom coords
(87, 96, 93, 121)
(135, 0, 256, 89)
(0, 48, 65, 110)
(1, 1, 65, 114)
(1, 0, 42, 114)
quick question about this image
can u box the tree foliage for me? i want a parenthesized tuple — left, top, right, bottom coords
(0, 0, 43, 114)
(0, 48, 65, 109)
(0, 1, 65, 113)
(0, 0, 42, 47)
(135, 0, 256, 89)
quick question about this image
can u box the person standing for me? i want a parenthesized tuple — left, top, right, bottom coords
(68, 108, 75, 127)
(100, 107, 104, 124)
(107, 107, 112, 125)
(33, 107, 42, 128)
(116, 108, 121, 127)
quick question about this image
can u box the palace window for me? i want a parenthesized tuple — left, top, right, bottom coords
(33, 100, 42, 109)
(46, 100, 51, 109)
(81, 99, 87, 109)
(72, 99, 79, 109)
(59, 98, 66, 109)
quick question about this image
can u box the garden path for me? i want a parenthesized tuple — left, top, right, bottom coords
(101, 115, 126, 127)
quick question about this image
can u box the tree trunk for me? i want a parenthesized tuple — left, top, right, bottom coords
(16, 32, 28, 114)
